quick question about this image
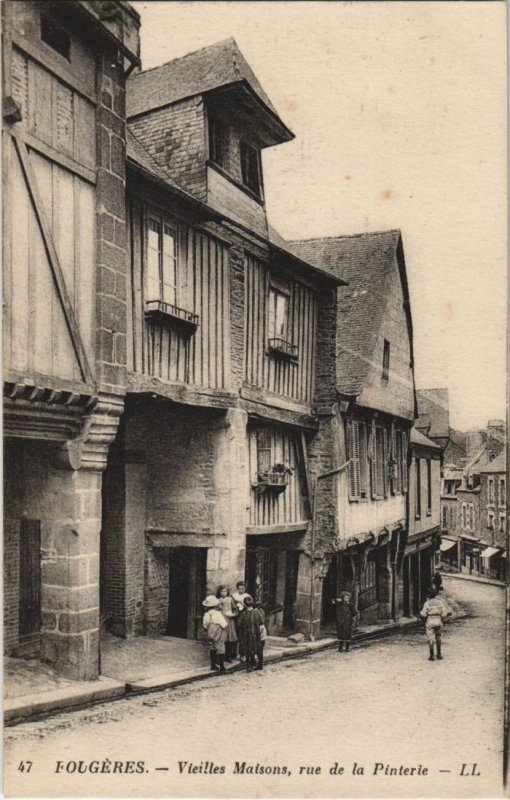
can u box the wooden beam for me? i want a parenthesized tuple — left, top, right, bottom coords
(12, 133, 94, 385)
(246, 522, 310, 536)
(297, 431, 313, 518)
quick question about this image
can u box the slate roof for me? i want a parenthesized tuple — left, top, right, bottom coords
(128, 37, 281, 121)
(416, 388, 450, 438)
(126, 127, 199, 200)
(411, 428, 443, 451)
(288, 230, 411, 397)
(479, 450, 506, 474)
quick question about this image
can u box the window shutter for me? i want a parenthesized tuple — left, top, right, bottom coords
(401, 430, 408, 492)
(369, 420, 377, 499)
(347, 420, 361, 500)
(383, 427, 390, 498)
(390, 423, 397, 495)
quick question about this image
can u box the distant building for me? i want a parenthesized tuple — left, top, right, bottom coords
(415, 388, 466, 467)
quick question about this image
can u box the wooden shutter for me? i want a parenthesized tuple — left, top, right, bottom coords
(390, 423, 397, 495)
(383, 427, 390, 498)
(369, 419, 377, 499)
(348, 420, 361, 500)
(401, 430, 408, 492)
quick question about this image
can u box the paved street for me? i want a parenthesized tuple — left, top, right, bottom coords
(4, 577, 506, 798)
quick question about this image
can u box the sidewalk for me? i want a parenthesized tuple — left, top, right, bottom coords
(4, 609, 461, 727)
(442, 571, 505, 588)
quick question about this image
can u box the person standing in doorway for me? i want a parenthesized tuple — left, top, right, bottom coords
(202, 595, 228, 674)
(332, 591, 358, 652)
(419, 588, 450, 661)
(216, 585, 238, 662)
(237, 595, 264, 671)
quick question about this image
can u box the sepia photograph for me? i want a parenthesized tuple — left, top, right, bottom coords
(2, 0, 508, 797)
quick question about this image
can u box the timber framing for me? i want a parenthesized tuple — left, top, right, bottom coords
(11, 132, 94, 385)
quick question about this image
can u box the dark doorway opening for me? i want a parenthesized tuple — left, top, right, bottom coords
(167, 548, 206, 639)
(19, 518, 41, 658)
(321, 556, 338, 625)
(283, 550, 300, 630)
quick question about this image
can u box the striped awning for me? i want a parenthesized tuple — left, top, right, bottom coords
(440, 538, 457, 552)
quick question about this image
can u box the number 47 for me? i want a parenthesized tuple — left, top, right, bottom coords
(17, 761, 33, 773)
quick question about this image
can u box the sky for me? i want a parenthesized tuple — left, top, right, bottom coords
(132, 1, 507, 432)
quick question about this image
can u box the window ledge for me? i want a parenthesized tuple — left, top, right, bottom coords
(267, 338, 298, 361)
(145, 300, 198, 333)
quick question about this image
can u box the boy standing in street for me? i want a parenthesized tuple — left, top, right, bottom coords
(419, 588, 450, 661)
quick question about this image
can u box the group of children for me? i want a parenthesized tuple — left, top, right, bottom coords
(202, 581, 267, 674)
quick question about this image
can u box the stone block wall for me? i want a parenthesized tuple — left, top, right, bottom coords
(4, 439, 102, 679)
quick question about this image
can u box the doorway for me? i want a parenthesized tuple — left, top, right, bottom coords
(283, 551, 300, 630)
(167, 548, 206, 639)
(18, 518, 41, 658)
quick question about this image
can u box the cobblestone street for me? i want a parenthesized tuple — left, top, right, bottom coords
(4, 576, 506, 798)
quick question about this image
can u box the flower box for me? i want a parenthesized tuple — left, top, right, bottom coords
(267, 337, 298, 360)
(145, 300, 198, 334)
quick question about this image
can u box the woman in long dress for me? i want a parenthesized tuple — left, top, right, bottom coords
(237, 595, 264, 671)
(216, 585, 238, 662)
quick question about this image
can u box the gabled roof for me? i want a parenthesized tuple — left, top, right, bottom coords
(288, 230, 415, 403)
(416, 388, 450, 438)
(411, 428, 443, 451)
(479, 450, 506, 474)
(127, 38, 292, 143)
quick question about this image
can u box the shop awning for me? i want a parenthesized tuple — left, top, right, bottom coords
(440, 538, 457, 552)
(481, 546, 502, 560)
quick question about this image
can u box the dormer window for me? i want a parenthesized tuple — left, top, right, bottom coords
(240, 141, 262, 197)
(209, 115, 228, 170)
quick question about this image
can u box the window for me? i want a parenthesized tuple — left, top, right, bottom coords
(499, 477, 506, 507)
(500, 514, 506, 533)
(426, 459, 432, 514)
(442, 506, 448, 529)
(146, 215, 178, 305)
(41, 12, 71, 60)
(240, 141, 262, 196)
(358, 559, 377, 610)
(348, 420, 369, 500)
(209, 115, 228, 170)
(488, 511, 495, 530)
(256, 428, 272, 480)
(382, 340, 390, 382)
(370, 426, 385, 499)
(415, 458, 422, 519)
(461, 503, 467, 530)
(468, 504, 475, 532)
(268, 287, 289, 340)
(488, 478, 495, 506)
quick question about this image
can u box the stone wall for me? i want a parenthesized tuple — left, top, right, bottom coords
(4, 439, 102, 679)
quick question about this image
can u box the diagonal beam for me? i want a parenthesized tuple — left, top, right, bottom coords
(12, 132, 94, 385)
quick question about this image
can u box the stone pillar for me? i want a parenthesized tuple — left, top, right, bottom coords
(377, 546, 393, 621)
(44, 393, 124, 679)
(41, 468, 102, 680)
(209, 408, 249, 591)
(295, 552, 330, 640)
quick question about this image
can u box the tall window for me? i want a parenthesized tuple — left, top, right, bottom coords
(461, 503, 466, 529)
(382, 340, 390, 382)
(500, 513, 506, 533)
(209, 115, 228, 170)
(147, 215, 178, 305)
(240, 141, 262, 196)
(371, 427, 385, 498)
(268, 287, 289, 341)
(348, 420, 369, 500)
(415, 458, 422, 519)
(488, 477, 495, 505)
(487, 511, 495, 530)
(426, 459, 432, 514)
(442, 505, 448, 529)
(499, 477, 506, 507)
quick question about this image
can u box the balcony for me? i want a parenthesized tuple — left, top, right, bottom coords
(252, 467, 291, 495)
(267, 337, 298, 361)
(144, 300, 198, 335)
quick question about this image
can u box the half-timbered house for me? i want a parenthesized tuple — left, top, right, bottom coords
(3, 0, 141, 678)
(290, 231, 417, 625)
(96, 39, 344, 643)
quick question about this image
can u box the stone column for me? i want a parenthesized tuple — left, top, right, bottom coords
(43, 393, 124, 679)
(295, 551, 330, 640)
